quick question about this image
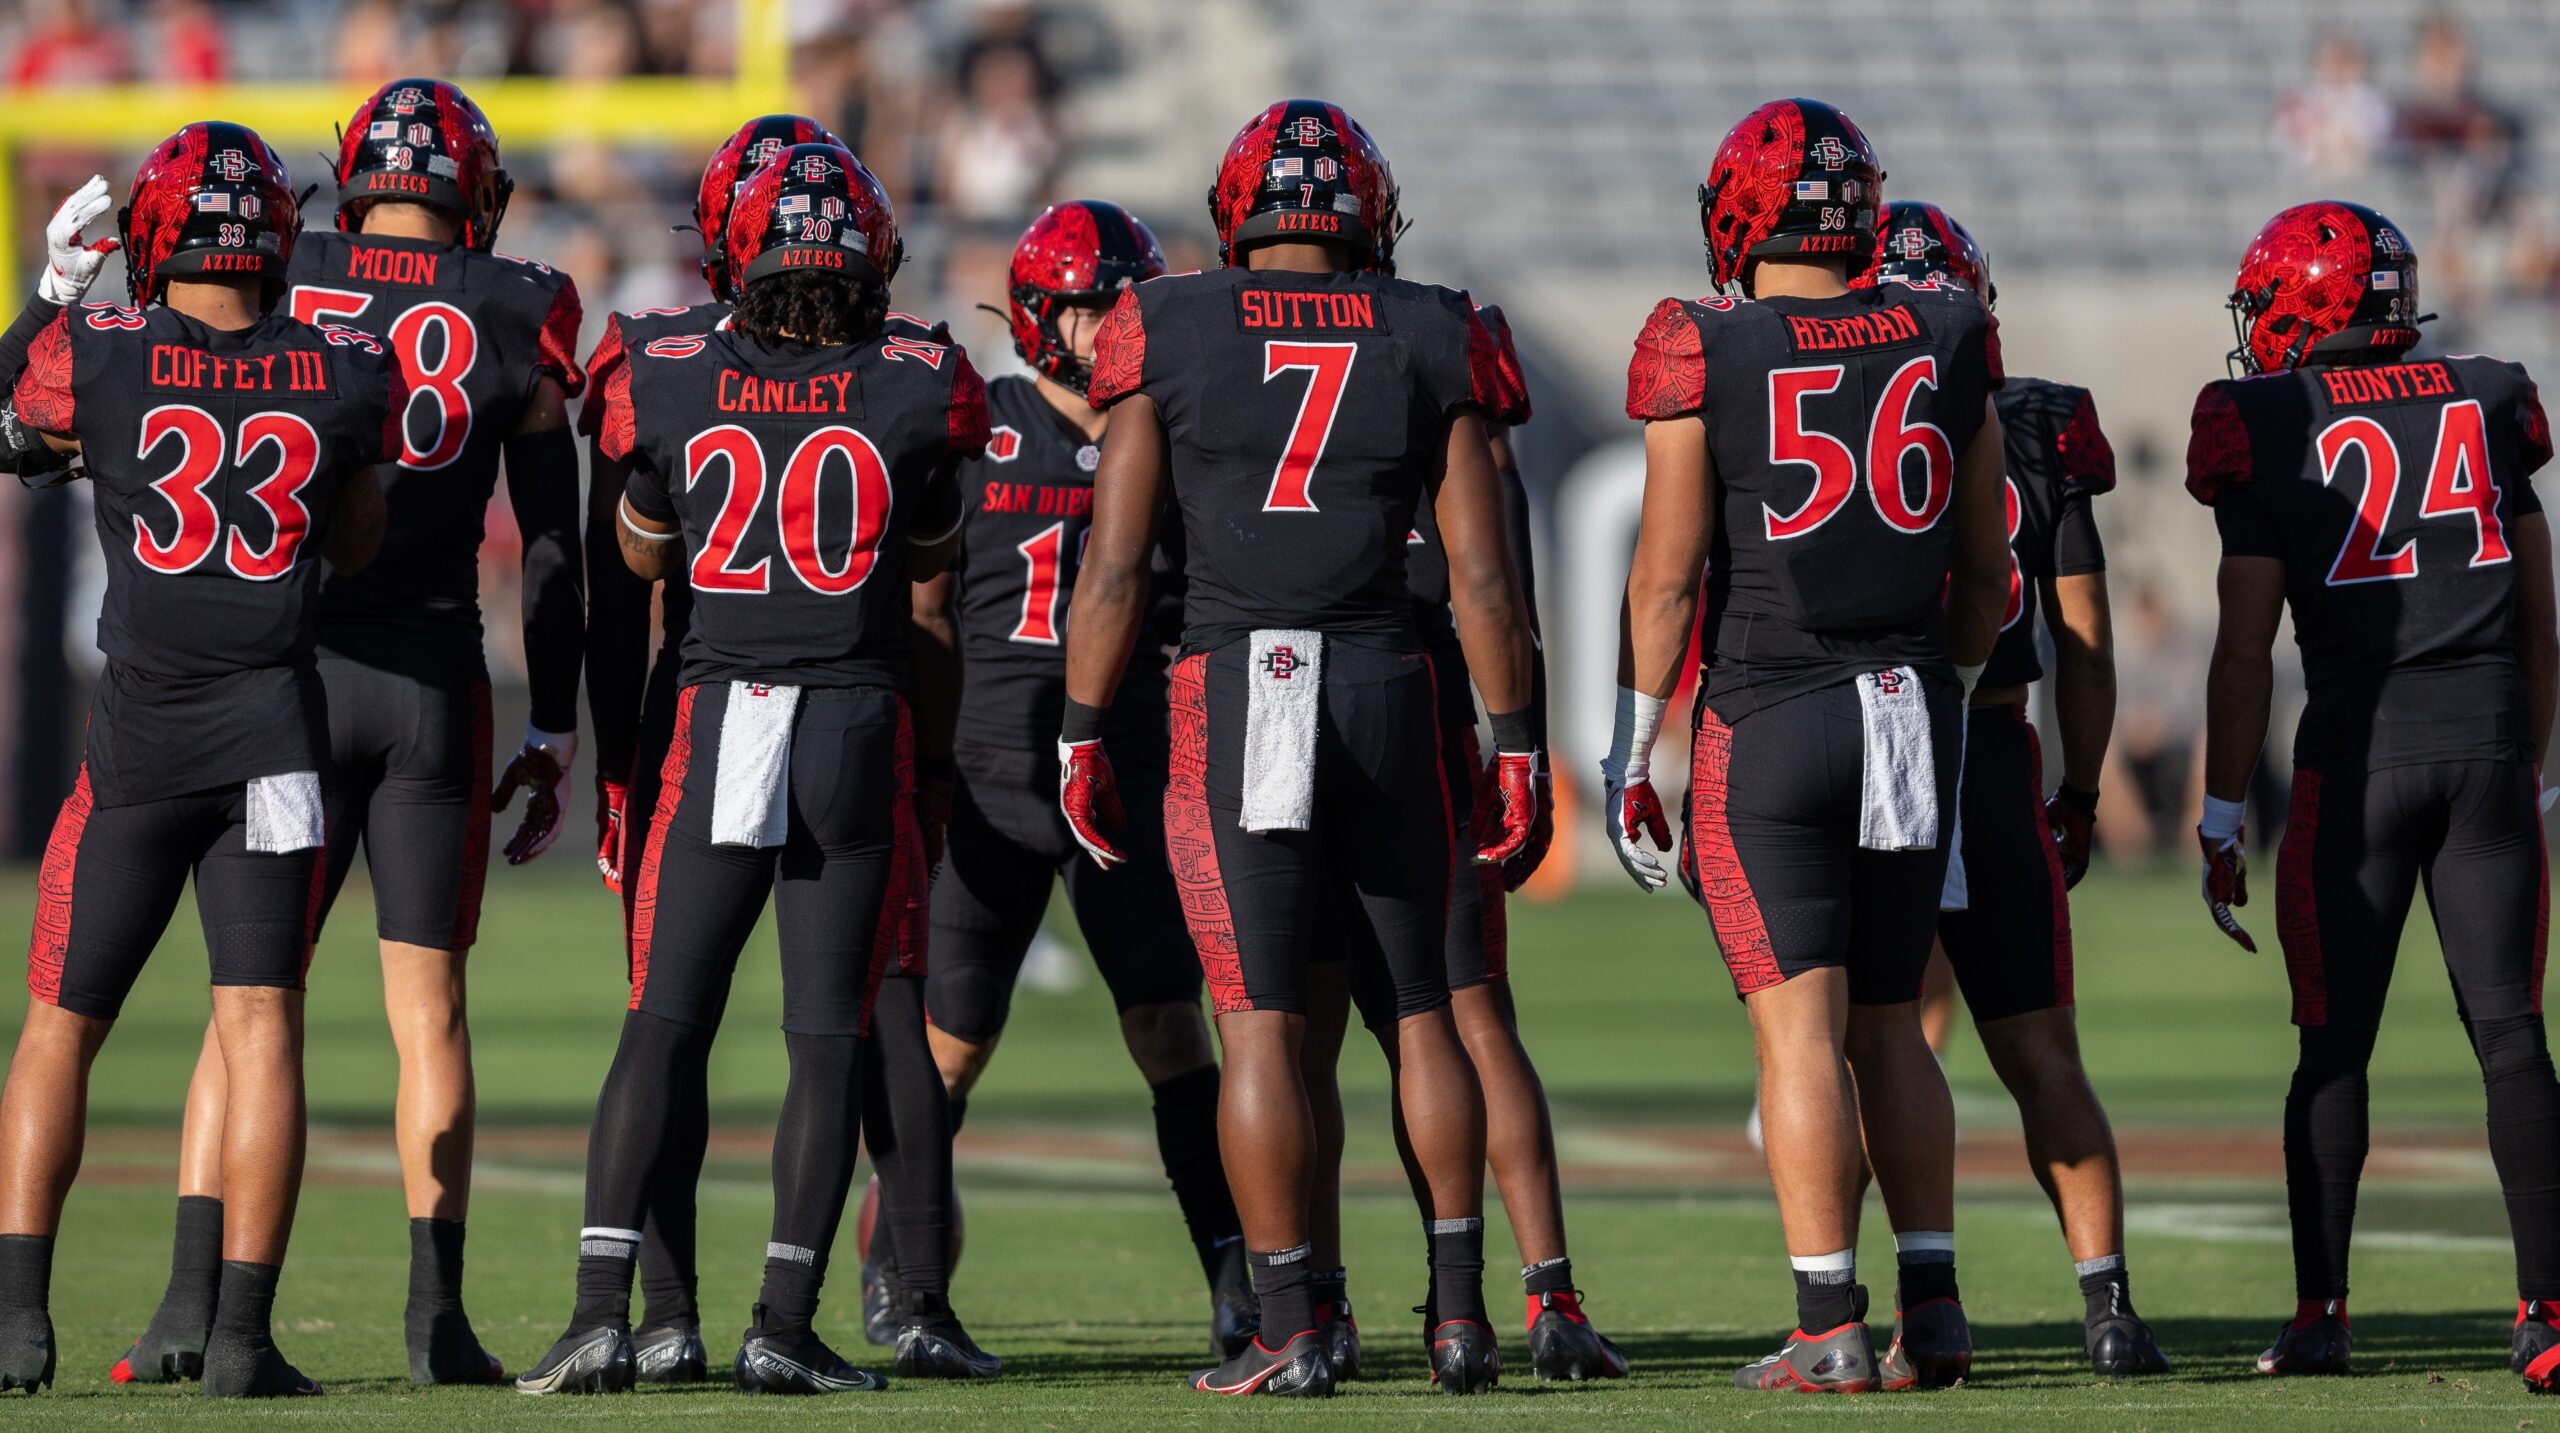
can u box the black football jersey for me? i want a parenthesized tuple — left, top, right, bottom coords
(14, 303, 400, 804)
(1403, 303, 1533, 707)
(1088, 266, 1512, 651)
(2189, 355, 2552, 767)
(1983, 377, 2114, 689)
(286, 232, 582, 670)
(605, 321, 986, 689)
(1626, 282, 2002, 720)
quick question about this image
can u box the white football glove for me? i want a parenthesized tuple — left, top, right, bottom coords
(40, 176, 119, 307)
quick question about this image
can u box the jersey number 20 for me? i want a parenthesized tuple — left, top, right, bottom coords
(683, 425, 892, 595)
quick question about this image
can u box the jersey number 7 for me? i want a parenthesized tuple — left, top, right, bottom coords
(1262, 341, 1357, 512)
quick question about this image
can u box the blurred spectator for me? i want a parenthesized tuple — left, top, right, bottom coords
(153, 0, 227, 83)
(534, 0, 646, 82)
(9, 0, 130, 87)
(2099, 582, 2207, 861)
(2392, 12, 2529, 340)
(935, 13, 1060, 226)
(2270, 33, 2386, 179)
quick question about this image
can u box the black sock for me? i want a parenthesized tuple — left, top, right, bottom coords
(2470, 1014, 2560, 1299)
(861, 982, 953, 1298)
(1522, 1256, 1574, 1298)
(1313, 1266, 1348, 1317)
(1151, 1066, 1241, 1282)
(407, 1218, 465, 1315)
(763, 1031, 865, 1336)
(755, 1248, 826, 1337)
(573, 1229, 639, 1332)
(1251, 1246, 1316, 1341)
(157, 1196, 223, 1331)
(1898, 1257, 1959, 1308)
(1792, 1262, 1858, 1334)
(581, 1009, 713, 1331)
(2285, 1026, 2375, 1300)
(210, 1261, 281, 1346)
(1428, 1218, 1487, 1327)
(2077, 1255, 2134, 1322)
(0, 1234, 53, 1313)
(636, 1045, 710, 1332)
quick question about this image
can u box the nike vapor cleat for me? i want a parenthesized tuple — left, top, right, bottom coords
(408, 1308, 503, 1385)
(110, 1330, 202, 1385)
(0, 1307, 52, 1394)
(2256, 1300, 2351, 1376)
(1878, 1297, 1973, 1389)
(2514, 1300, 2560, 1391)
(733, 1311, 887, 1396)
(2085, 1284, 2170, 1377)
(634, 1322, 709, 1384)
(890, 1292, 1001, 1380)
(1427, 1319, 1501, 1394)
(513, 1324, 636, 1395)
(200, 1334, 321, 1398)
(1209, 1241, 1261, 1358)
(1318, 1297, 1361, 1382)
(859, 1250, 895, 1347)
(1734, 1320, 1880, 1393)
(1193, 1327, 1334, 1397)
(1528, 1291, 1630, 1381)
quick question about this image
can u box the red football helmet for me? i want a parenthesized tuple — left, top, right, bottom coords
(724, 142, 902, 295)
(119, 121, 302, 306)
(1207, 98, 1401, 269)
(2227, 200, 2423, 375)
(1873, 200, 1994, 307)
(695, 114, 843, 301)
(1005, 200, 1166, 393)
(1697, 99, 1883, 291)
(334, 78, 510, 250)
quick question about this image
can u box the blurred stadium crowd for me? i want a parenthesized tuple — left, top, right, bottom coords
(0, 0, 2553, 870)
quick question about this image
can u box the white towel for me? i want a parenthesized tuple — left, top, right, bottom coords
(1855, 666, 1938, 853)
(1938, 714, 1972, 910)
(1242, 629, 1324, 833)
(711, 681, 801, 847)
(244, 771, 325, 854)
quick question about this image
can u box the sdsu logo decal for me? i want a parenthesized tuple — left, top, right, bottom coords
(1812, 137, 1848, 172)
(985, 426, 1022, 462)
(1895, 227, 1931, 260)
(1260, 645, 1302, 680)
(387, 86, 428, 115)
(1291, 115, 1334, 148)
(795, 152, 838, 183)
(746, 136, 786, 170)
(212, 149, 253, 182)
(1076, 444, 1099, 472)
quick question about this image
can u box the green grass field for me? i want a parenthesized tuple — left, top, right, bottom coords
(0, 858, 2547, 1428)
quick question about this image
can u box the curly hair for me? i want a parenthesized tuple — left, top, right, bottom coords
(732, 270, 887, 347)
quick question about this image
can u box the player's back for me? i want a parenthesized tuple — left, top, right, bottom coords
(602, 320, 985, 689)
(1629, 281, 2001, 718)
(1984, 376, 2114, 688)
(2190, 355, 2552, 765)
(286, 231, 582, 656)
(1090, 266, 1506, 651)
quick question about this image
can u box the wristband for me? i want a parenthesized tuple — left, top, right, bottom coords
(2055, 783, 2099, 814)
(1061, 697, 1104, 745)
(1487, 707, 1535, 756)
(2199, 794, 2246, 842)
(1608, 686, 1666, 778)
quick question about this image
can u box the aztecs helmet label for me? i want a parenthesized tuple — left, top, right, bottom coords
(1006, 199, 1167, 394)
(1208, 98, 1401, 270)
(2228, 200, 2422, 374)
(695, 114, 843, 301)
(1697, 98, 1883, 290)
(121, 120, 303, 304)
(726, 141, 902, 293)
(335, 77, 511, 250)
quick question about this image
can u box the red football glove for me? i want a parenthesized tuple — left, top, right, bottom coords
(1058, 738, 1126, 869)
(1600, 757, 1672, 892)
(2046, 785, 2096, 890)
(1474, 750, 1539, 868)
(914, 760, 954, 878)
(595, 775, 629, 893)
(494, 726, 576, 865)
(1500, 761, 1554, 893)
(2199, 828, 2256, 953)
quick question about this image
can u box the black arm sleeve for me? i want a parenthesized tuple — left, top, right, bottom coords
(583, 438, 651, 782)
(2052, 490, 2108, 576)
(1497, 454, 1548, 749)
(504, 425, 586, 734)
(908, 457, 966, 546)
(0, 293, 65, 480)
(0, 293, 62, 394)
(2212, 487, 2286, 559)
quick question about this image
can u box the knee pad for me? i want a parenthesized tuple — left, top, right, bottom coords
(2295, 1025, 2379, 1080)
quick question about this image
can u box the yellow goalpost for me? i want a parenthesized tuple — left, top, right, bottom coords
(0, 0, 791, 293)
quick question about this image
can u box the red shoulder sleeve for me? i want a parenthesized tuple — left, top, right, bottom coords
(1475, 305, 1533, 427)
(597, 353, 638, 463)
(1086, 288, 1145, 407)
(1982, 310, 2006, 392)
(577, 314, 626, 438)
(537, 275, 586, 399)
(1624, 298, 1705, 421)
(376, 345, 413, 465)
(2517, 371, 2552, 477)
(13, 312, 74, 433)
(2055, 387, 2116, 496)
(946, 348, 991, 458)
(2184, 383, 2252, 506)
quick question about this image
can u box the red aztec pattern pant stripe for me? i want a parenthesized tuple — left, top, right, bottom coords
(2277, 769, 2326, 1026)
(2017, 709, 2075, 1005)
(1689, 707, 1782, 995)
(26, 765, 94, 1006)
(1459, 725, 1507, 981)
(1166, 652, 1247, 1013)
(452, 682, 493, 951)
(628, 685, 699, 1010)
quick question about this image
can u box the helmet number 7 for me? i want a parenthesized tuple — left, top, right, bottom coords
(1262, 340, 1357, 513)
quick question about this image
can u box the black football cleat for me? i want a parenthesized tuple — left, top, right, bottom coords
(1528, 1290, 1630, 1381)
(201, 1332, 321, 1398)
(1317, 1296, 1361, 1382)
(513, 1324, 636, 1395)
(634, 1322, 709, 1384)
(859, 1248, 896, 1348)
(733, 1310, 887, 1396)
(889, 1291, 1001, 1380)
(109, 1331, 202, 1385)
(1428, 1319, 1501, 1395)
(1878, 1296, 1973, 1389)
(1193, 1327, 1334, 1397)
(2515, 1300, 2560, 1392)
(1735, 1319, 1880, 1393)
(2256, 1300, 2351, 1376)
(2085, 1283, 2170, 1377)
(1209, 1240, 1261, 1358)
(0, 1306, 52, 1395)
(408, 1308, 504, 1385)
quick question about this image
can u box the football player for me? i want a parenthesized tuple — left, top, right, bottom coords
(0, 177, 121, 472)
(2188, 201, 2560, 1388)
(901, 199, 1255, 1356)
(115, 77, 584, 1390)
(517, 142, 984, 1397)
(1876, 200, 2169, 1378)
(580, 116, 984, 1384)
(0, 131, 397, 1397)
(1062, 98, 1542, 1397)
(1613, 100, 2010, 1392)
